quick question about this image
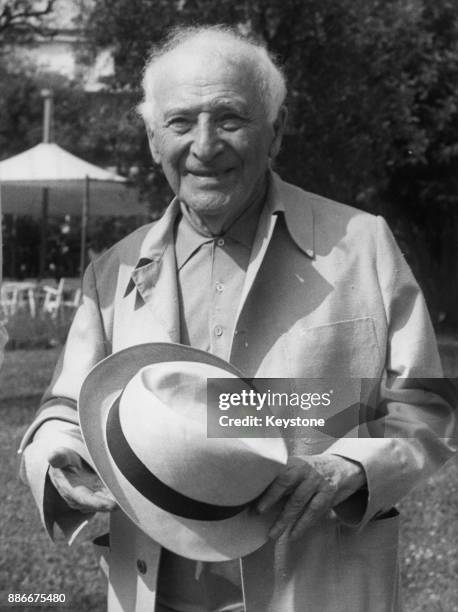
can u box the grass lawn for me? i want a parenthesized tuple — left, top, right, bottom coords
(0, 350, 106, 612)
(0, 343, 456, 612)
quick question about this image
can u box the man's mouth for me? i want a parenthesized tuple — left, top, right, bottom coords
(187, 168, 233, 178)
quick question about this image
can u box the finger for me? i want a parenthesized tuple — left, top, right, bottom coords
(256, 466, 303, 514)
(290, 489, 334, 540)
(268, 480, 314, 539)
(48, 465, 117, 513)
(92, 486, 117, 507)
(47, 447, 83, 469)
(62, 483, 116, 513)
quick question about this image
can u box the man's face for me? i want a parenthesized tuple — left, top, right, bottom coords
(147, 49, 285, 226)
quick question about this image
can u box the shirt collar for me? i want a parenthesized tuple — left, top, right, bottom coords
(175, 191, 266, 271)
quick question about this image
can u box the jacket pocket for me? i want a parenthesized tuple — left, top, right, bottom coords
(281, 317, 382, 448)
(284, 316, 382, 379)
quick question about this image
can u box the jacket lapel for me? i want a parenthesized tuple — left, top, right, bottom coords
(230, 173, 315, 359)
(126, 199, 181, 343)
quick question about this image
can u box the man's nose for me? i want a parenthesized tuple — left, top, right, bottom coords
(190, 119, 222, 161)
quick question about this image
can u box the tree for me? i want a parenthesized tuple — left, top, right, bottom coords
(0, 0, 56, 41)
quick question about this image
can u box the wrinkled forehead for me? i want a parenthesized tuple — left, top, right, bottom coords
(150, 44, 264, 115)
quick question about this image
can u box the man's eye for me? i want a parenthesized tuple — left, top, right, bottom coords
(168, 118, 192, 132)
(219, 116, 242, 131)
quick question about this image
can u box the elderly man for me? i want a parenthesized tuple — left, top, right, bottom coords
(20, 26, 454, 612)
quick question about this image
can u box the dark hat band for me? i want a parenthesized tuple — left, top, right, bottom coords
(106, 394, 250, 521)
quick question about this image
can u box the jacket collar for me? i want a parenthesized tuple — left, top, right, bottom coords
(269, 172, 315, 259)
(124, 197, 181, 299)
(125, 172, 316, 299)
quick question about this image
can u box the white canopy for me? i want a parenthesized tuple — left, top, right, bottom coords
(0, 142, 126, 183)
(0, 142, 146, 217)
(0, 142, 149, 276)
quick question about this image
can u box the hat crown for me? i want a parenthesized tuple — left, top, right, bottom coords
(118, 361, 285, 506)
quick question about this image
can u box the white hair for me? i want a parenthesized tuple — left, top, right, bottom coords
(138, 25, 287, 125)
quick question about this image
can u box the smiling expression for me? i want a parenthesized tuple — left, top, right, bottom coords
(147, 47, 285, 231)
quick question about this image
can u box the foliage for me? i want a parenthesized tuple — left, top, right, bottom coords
(0, 64, 143, 165)
(0, 0, 56, 40)
(0, 62, 43, 154)
(1, 213, 144, 278)
(2, 309, 74, 349)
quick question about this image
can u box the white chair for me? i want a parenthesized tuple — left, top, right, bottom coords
(1, 281, 38, 318)
(1, 283, 20, 317)
(42, 278, 82, 318)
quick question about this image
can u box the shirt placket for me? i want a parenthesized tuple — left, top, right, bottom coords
(209, 236, 232, 360)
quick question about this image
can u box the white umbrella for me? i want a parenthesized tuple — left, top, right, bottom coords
(0, 142, 128, 183)
(0, 142, 147, 276)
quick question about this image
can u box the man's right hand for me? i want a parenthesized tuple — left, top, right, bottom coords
(47, 447, 117, 514)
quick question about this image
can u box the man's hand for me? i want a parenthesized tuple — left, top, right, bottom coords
(255, 454, 366, 540)
(48, 447, 117, 514)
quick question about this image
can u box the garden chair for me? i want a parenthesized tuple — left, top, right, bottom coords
(42, 277, 82, 319)
(1, 281, 38, 319)
(1, 283, 20, 318)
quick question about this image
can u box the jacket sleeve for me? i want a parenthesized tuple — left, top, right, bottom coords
(325, 215, 457, 527)
(0, 220, 7, 367)
(0, 322, 7, 370)
(18, 262, 110, 542)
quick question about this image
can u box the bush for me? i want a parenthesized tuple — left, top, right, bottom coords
(3, 310, 74, 350)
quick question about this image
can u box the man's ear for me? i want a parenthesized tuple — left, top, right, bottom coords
(269, 105, 288, 160)
(146, 125, 162, 165)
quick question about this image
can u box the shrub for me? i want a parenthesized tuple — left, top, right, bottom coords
(3, 310, 74, 350)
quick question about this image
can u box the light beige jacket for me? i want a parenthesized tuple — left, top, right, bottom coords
(19, 174, 456, 612)
(0, 213, 8, 364)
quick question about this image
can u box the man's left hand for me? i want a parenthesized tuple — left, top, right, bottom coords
(255, 455, 366, 540)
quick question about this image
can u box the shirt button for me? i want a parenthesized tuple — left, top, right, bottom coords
(216, 282, 224, 292)
(136, 559, 147, 574)
(216, 238, 225, 247)
(214, 325, 223, 337)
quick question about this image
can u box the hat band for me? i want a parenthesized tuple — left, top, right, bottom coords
(106, 395, 250, 521)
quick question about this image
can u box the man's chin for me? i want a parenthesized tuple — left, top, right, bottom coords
(180, 192, 234, 218)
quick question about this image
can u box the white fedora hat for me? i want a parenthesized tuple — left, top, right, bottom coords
(78, 343, 287, 561)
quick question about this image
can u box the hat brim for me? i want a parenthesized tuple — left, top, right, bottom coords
(79, 342, 287, 561)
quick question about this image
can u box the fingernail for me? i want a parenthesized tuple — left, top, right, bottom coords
(95, 492, 112, 501)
